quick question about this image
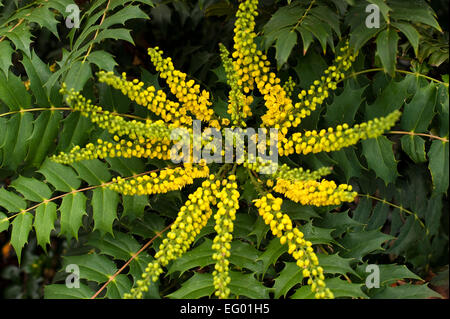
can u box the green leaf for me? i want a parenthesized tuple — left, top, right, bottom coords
(10, 176, 52, 202)
(275, 29, 297, 69)
(26, 111, 63, 167)
(325, 83, 366, 127)
(392, 22, 420, 56)
(44, 284, 94, 299)
(365, 75, 415, 119)
(0, 188, 26, 212)
(106, 274, 132, 299)
(87, 50, 118, 71)
(167, 273, 214, 299)
(5, 24, 33, 57)
(87, 231, 141, 261)
(62, 254, 116, 283)
(376, 28, 399, 76)
(389, 215, 424, 257)
(38, 158, 81, 192)
(401, 135, 427, 163)
(228, 271, 269, 298)
(400, 83, 437, 132)
(273, 262, 303, 298)
(101, 6, 149, 29)
(168, 239, 213, 276)
(367, 0, 391, 22)
(72, 159, 111, 185)
(57, 112, 93, 152)
(122, 194, 147, 221)
(257, 238, 287, 274)
(34, 202, 57, 251)
(317, 253, 359, 277)
(0, 41, 14, 77)
(11, 212, 33, 264)
(390, 1, 442, 32)
(64, 61, 92, 91)
(0, 212, 9, 232)
(291, 277, 367, 299)
(349, 22, 385, 52)
(25, 7, 59, 37)
(0, 113, 33, 169)
(372, 284, 442, 299)
(229, 241, 264, 274)
(21, 52, 54, 107)
(357, 263, 421, 287)
(428, 140, 448, 194)
(92, 188, 119, 236)
(302, 221, 337, 245)
(0, 71, 32, 111)
(367, 202, 389, 231)
(362, 136, 398, 185)
(315, 210, 363, 236)
(331, 147, 365, 182)
(95, 28, 134, 44)
(339, 229, 394, 260)
(59, 192, 87, 240)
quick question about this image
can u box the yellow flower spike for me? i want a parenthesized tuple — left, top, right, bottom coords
(97, 71, 193, 127)
(211, 176, 240, 299)
(147, 47, 216, 125)
(254, 194, 333, 299)
(125, 182, 216, 299)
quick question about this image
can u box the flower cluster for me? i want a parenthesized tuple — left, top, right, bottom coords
(254, 194, 333, 299)
(124, 176, 217, 299)
(51, 0, 404, 300)
(148, 47, 219, 128)
(273, 178, 357, 206)
(97, 70, 193, 127)
(212, 175, 240, 298)
(109, 163, 209, 196)
(278, 110, 402, 156)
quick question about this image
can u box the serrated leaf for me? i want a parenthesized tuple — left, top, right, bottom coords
(325, 83, 366, 127)
(122, 194, 147, 221)
(57, 112, 93, 152)
(428, 140, 448, 194)
(367, 202, 389, 231)
(316, 210, 363, 236)
(392, 22, 420, 56)
(273, 262, 303, 298)
(291, 277, 367, 299)
(65, 61, 92, 92)
(229, 241, 263, 274)
(390, 1, 442, 32)
(62, 254, 116, 283)
(0, 113, 33, 169)
(87, 231, 141, 261)
(0, 212, 9, 232)
(5, 24, 33, 57)
(167, 240, 213, 276)
(349, 22, 385, 52)
(401, 83, 437, 132)
(302, 221, 337, 245)
(339, 229, 394, 260)
(167, 273, 214, 299)
(317, 253, 359, 277)
(357, 263, 421, 287)
(401, 135, 427, 163)
(257, 238, 287, 274)
(275, 29, 297, 69)
(95, 28, 134, 44)
(44, 284, 94, 299)
(0, 70, 32, 111)
(72, 159, 111, 185)
(26, 111, 62, 167)
(331, 147, 365, 182)
(87, 50, 117, 71)
(106, 274, 132, 299)
(376, 28, 399, 76)
(101, 6, 149, 29)
(365, 75, 415, 119)
(59, 192, 87, 240)
(372, 284, 442, 299)
(228, 271, 269, 299)
(0, 188, 26, 212)
(0, 41, 13, 77)
(34, 202, 57, 251)
(38, 158, 81, 192)
(11, 212, 33, 264)
(10, 176, 52, 202)
(362, 136, 398, 185)
(92, 188, 119, 236)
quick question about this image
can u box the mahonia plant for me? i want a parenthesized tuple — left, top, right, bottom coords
(52, 0, 401, 299)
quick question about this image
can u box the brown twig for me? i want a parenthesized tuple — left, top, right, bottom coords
(90, 222, 173, 299)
